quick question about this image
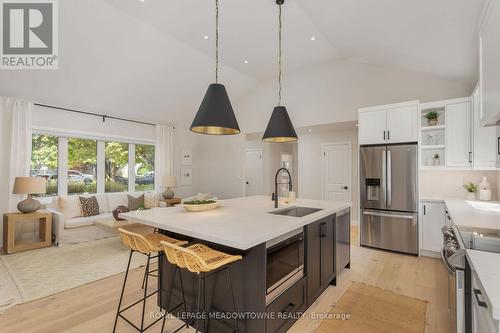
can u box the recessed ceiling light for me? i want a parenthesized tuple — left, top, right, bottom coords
(139, 0, 145, 2)
(310, 36, 316, 41)
(244, 60, 248, 64)
(203, 35, 209, 40)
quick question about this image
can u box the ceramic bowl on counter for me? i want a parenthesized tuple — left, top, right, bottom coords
(182, 200, 220, 212)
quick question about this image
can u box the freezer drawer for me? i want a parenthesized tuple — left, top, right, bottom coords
(361, 209, 418, 254)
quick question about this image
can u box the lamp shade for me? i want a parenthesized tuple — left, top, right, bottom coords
(191, 83, 240, 135)
(164, 175, 176, 187)
(262, 106, 298, 143)
(13, 177, 46, 194)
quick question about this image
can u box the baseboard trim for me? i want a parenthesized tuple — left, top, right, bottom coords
(420, 249, 440, 258)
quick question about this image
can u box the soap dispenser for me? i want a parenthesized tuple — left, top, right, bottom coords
(478, 176, 492, 201)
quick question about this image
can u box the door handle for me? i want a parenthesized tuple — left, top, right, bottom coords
(473, 289, 488, 308)
(363, 210, 414, 220)
(319, 222, 327, 238)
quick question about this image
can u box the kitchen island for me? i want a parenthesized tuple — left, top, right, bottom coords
(122, 196, 351, 333)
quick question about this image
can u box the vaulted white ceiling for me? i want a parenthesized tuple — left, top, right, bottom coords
(0, 0, 485, 128)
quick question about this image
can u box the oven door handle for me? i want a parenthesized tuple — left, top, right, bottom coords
(280, 303, 296, 315)
(440, 248, 455, 274)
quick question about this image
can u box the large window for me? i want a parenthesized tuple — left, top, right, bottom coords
(31, 134, 58, 196)
(68, 138, 97, 195)
(135, 144, 155, 191)
(105, 141, 129, 193)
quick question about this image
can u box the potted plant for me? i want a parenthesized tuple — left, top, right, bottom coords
(463, 182, 478, 200)
(433, 153, 440, 166)
(425, 111, 439, 126)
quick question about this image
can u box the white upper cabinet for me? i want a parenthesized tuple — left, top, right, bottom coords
(386, 105, 418, 143)
(446, 101, 472, 168)
(479, 0, 500, 126)
(473, 85, 498, 169)
(358, 109, 386, 145)
(358, 101, 419, 145)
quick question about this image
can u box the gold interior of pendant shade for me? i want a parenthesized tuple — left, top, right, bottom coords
(263, 136, 298, 143)
(190, 126, 240, 135)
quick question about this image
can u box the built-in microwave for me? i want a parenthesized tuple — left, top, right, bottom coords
(266, 228, 304, 305)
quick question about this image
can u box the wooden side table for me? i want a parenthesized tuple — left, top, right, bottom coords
(159, 197, 182, 207)
(3, 210, 52, 254)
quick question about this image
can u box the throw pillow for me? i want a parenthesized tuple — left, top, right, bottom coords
(58, 196, 82, 219)
(78, 196, 100, 217)
(127, 194, 144, 211)
(144, 192, 160, 209)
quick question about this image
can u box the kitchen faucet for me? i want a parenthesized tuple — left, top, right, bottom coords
(273, 167, 293, 208)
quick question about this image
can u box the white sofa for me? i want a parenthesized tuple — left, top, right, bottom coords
(46, 191, 160, 246)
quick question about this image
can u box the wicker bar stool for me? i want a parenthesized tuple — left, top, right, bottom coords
(113, 228, 187, 333)
(161, 241, 243, 333)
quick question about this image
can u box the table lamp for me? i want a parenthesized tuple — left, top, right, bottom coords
(13, 177, 46, 213)
(162, 175, 176, 199)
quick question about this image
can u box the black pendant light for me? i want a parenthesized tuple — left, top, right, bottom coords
(262, 0, 298, 143)
(191, 0, 240, 135)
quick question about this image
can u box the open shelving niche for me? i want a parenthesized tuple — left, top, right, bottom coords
(420, 106, 446, 169)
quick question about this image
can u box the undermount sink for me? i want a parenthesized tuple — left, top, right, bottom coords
(270, 206, 323, 218)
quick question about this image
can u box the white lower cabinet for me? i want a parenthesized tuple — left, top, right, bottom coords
(472, 270, 499, 333)
(421, 200, 446, 254)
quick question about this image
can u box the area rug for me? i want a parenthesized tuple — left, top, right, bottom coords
(0, 259, 22, 314)
(0, 236, 147, 313)
(317, 282, 427, 333)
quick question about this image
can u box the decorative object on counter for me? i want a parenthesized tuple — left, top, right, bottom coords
(159, 197, 182, 207)
(433, 153, 440, 166)
(288, 191, 296, 203)
(113, 206, 130, 221)
(425, 111, 439, 126)
(182, 200, 220, 212)
(181, 148, 192, 166)
(13, 177, 46, 213)
(162, 175, 176, 199)
(190, 0, 240, 135)
(463, 182, 478, 200)
(262, 0, 298, 143)
(478, 176, 492, 201)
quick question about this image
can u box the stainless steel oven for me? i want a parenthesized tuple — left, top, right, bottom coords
(266, 228, 304, 304)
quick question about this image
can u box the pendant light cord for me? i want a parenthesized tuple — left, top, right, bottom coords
(278, 4, 282, 106)
(215, 0, 219, 83)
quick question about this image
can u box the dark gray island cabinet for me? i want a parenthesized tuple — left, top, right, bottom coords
(157, 207, 351, 333)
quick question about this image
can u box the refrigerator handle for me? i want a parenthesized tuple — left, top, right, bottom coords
(382, 149, 386, 206)
(387, 149, 392, 207)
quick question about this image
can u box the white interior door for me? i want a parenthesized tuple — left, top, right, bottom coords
(322, 143, 351, 202)
(245, 149, 263, 196)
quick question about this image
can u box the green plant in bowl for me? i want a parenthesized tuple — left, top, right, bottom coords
(463, 182, 478, 193)
(183, 200, 217, 205)
(425, 111, 439, 126)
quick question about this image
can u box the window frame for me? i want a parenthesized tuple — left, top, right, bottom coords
(32, 129, 156, 198)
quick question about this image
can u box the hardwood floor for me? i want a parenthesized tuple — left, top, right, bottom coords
(0, 227, 449, 333)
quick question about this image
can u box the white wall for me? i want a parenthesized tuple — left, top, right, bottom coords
(236, 59, 473, 133)
(420, 170, 498, 200)
(297, 122, 359, 224)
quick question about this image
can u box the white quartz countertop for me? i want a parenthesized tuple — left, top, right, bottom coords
(444, 198, 500, 320)
(121, 196, 351, 250)
(466, 250, 500, 320)
(444, 198, 500, 230)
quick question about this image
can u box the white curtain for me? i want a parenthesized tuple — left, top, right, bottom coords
(0, 97, 33, 213)
(155, 125, 174, 191)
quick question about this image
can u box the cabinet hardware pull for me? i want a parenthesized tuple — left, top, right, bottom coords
(423, 205, 426, 215)
(388, 130, 390, 140)
(383, 131, 386, 141)
(319, 222, 327, 238)
(280, 303, 295, 314)
(473, 288, 488, 308)
(468, 152, 472, 163)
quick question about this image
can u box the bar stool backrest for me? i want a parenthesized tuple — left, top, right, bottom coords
(118, 228, 154, 254)
(161, 241, 209, 273)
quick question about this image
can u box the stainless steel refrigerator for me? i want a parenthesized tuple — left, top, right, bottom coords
(360, 144, 418, 254)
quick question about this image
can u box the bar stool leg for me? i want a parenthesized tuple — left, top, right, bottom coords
(226, 265, 239, 332)
(178, 268, 190, 328)
(195, 273, 202, 333)
(140, 253, 151, 331)
(141, 253, 151, 289)
(113, 249, 134, 333)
